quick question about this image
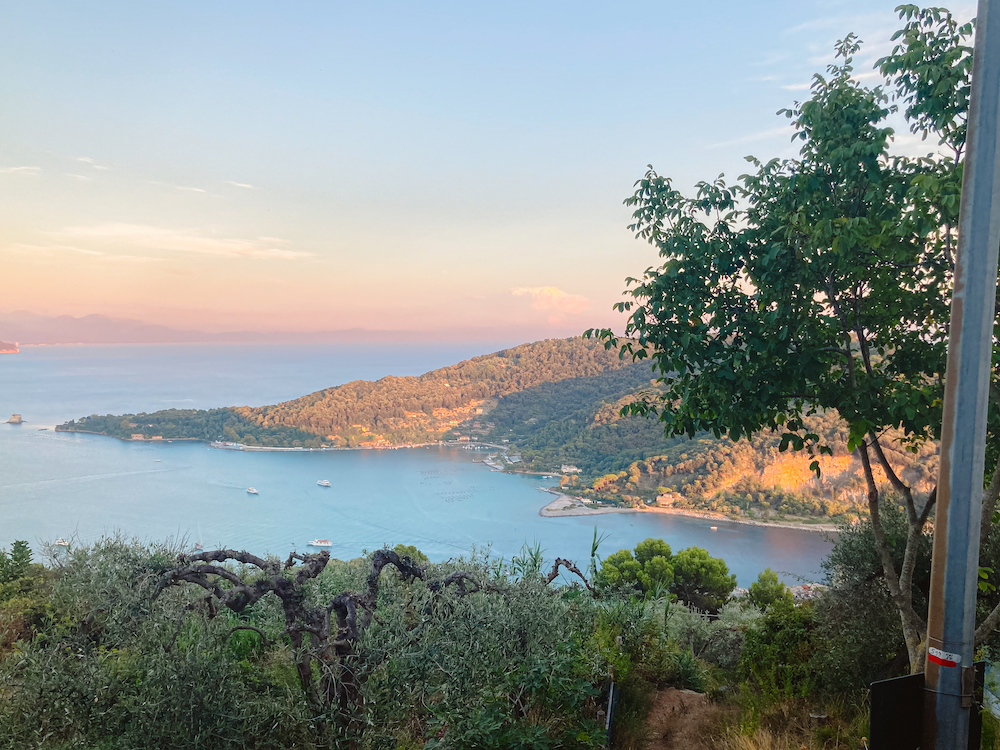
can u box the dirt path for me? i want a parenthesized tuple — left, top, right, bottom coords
(641, 688, 715, 750)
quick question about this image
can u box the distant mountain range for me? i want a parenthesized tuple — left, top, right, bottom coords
(0, 311, 530, 345)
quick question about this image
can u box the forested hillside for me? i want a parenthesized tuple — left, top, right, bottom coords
(241, 337, 628, 446)
(58, 408, 325, 448)
(58, 337, 631, 447)
(486, 378, 939, 524)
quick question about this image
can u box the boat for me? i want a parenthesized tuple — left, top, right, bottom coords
(247, 487, 259, 495)
(710, 526, 718, 531)
(308, 539, 333, 547)
(155, 459, 161, 462)
(193, 542, 204, 551)
(54, 538, 69, 547)
(317, 479, 331, 487)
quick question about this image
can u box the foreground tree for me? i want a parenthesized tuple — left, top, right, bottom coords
(154, 546, 598, 747)
(589, 6, 999, 672)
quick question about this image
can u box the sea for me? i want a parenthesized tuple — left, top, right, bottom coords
(0, 343, 835, 585)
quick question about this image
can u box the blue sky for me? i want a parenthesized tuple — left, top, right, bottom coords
(0, 1, 976, 337)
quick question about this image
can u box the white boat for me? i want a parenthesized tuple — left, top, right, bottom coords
(155, 459, 161, 462)
(247, 487, 259, 495)
(317, 479, 331, 487)
(710, 526, 718, 531)
(54, 538, 69, 547)
(193, 543, 204, 551)
(308, 539, 332, 547)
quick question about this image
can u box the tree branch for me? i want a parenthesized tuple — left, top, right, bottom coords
(542, 558, 597, 596)
(975, 599, 1000, 646)
(224, 624, 271, 648)
(860, 444, 926, 645)
(868, 431, 918, 524)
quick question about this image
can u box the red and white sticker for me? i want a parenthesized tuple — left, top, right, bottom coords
(928, 647, 961, 668)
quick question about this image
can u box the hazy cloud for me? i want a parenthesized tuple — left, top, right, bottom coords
(751, 52, 787, 67)
(51, 223, 313, 260)
(75, 156, 109, 170)
(224, 180, 254, 189)
(0, 166, 41, 174)
(100, 254, 165, 263)
(64, 173, 93, 181)
(177, 186, 206, 193)
(781, 82, 812, 91)
(7, 243, 104, 256)
(707, 126, 794, 149)
(511, 286, 591, 323)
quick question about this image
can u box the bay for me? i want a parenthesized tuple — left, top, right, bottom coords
(0, 343, 835, 584)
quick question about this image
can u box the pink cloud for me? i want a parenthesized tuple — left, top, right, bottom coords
(511, 286, 591, 323)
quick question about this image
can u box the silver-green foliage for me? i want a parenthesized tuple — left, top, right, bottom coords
(0, 537, 609, 750)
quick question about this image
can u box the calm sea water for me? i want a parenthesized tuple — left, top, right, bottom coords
(0, 343, 834, 584)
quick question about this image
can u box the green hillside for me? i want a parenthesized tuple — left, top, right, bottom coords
(485, 378, 938, 524)
(57, 337, 631, 447)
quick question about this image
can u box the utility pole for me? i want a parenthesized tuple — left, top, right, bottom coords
(924, 0, 1000, 747)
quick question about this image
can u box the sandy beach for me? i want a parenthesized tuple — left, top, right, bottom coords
(537, 489, 633, 517)
(537, 489, 840, 533)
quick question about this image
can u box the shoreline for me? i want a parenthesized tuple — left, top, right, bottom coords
(536, 490, 840, 533)
(51, 429, 508, 454)
(49, 428, 841, 535)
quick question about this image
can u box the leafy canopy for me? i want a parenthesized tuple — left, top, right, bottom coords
(0, 541, 31, 585)
(590, 33, 969, 465)
(671, 546, 738, 612)
(747, 567, 794, 611)
(596, 538, 736, 612)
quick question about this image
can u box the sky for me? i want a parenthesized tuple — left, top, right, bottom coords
(0, 1, 977, 339)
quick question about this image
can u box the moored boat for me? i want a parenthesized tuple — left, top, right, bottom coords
(308, 539, 333, 547)
(317, 479, 331, 487)
(54, 538, 69, 547)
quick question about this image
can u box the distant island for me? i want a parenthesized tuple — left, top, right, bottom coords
(0, 341, 18, 354)
(0, 310, 553, 346)
(56, 335, 933, 528)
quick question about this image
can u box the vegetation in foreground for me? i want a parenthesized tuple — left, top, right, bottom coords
(5, 514, 1000, 750)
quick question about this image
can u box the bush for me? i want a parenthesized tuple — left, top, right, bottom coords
(739, 600, 816, 700)
(0, 537, 612, 750)
(746, 568, 793, 611)
(595, 539, 673, 597)
(671, 547, 737, 613)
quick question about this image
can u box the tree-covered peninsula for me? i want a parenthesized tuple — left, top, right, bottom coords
(57, 337, 633, 448)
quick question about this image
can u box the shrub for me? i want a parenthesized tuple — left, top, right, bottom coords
(671, 547, 737, 613)
(739, 600, 817, 700)
(746, 568, 793, 611)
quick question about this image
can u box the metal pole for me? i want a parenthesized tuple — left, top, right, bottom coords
(924, 1, 1000, 747)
